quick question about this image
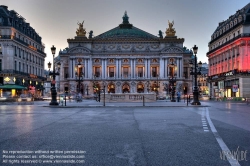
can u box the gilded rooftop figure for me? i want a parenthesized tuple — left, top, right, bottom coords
(166, 20, 176, 37)
(76, 21, 86, 37)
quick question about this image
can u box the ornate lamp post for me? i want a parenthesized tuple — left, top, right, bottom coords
(189, 45, 202, 105)
(76, 62, 84, 94)
(48, 45, 60, 105)
(168, 60, 176, 102)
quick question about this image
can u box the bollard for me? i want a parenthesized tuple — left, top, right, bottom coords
(65, 95, 67, 106)
(143, 96, 145, 106)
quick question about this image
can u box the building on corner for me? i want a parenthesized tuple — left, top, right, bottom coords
(207, 3, 250, 98)
(0, 5, 46, 98)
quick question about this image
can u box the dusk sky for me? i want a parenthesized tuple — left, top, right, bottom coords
(1, 0, 250, 69)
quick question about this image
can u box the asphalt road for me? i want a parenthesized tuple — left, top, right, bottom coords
(0, 101, 249, 166)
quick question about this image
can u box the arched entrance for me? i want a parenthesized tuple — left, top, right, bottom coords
(151, 82, 159, 93)
(183, 83, 188, 95)
(137, 83, 144, 93)
(108, 83, 115, 93)
(93, 82, 100, 94)
(122, 83, 130, 93)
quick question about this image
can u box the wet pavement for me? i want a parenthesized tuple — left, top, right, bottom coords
(0, 101, 249, 165)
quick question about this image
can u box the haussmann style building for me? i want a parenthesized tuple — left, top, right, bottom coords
(207, 3, 250, 98)
(0, 5, 46, 98)
(55, 12, 195, 100)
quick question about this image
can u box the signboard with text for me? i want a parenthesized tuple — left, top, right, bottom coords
(232, 84, 238, 92)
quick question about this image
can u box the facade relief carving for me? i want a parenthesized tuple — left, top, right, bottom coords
(93, 45, 101, 50)
(151, 44, 160, 49)
(122, 44, 130, 49)
(136, 44, 144, 49)
(108, 45, 116, 50)
(161, 47, 183, 53)
(69, 47, 90, 53)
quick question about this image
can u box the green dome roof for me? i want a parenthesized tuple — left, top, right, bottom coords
(94, 11, 158, 39)
(94, 26, 158, 39)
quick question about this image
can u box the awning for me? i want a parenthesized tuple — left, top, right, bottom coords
(0, 84, 27, 90)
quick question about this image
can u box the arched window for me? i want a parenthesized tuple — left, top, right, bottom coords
(230, 21, 233, 28)
(123, 59, 128, 63)
(234, 18, 237, 25)
(109, 59, 114, 63)
(152, 59, 158, 63)
(138, 59, 143, 63)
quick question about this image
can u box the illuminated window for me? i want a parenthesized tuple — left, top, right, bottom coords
(94, 67, 100, 77)
(109, 67, 114, 77)
(152, 67, 157, 77)
(138, 67, 143, 77)
(123, 67, 128, 77)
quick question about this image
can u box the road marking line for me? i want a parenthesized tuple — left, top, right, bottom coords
(204, 130, 209, 132)
(206, 107, 240, 166)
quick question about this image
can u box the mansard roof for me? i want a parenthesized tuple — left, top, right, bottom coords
(94, 11, 158, 40)
(212, 3, 250, 37)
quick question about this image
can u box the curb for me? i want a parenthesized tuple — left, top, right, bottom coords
(42, 105, 210, 108)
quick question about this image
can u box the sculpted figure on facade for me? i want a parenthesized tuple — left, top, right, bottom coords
(165, 20, 176, 37)
(76, 21, 86, 37)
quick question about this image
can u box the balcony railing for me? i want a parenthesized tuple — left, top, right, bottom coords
(0, 35, 46, 55)
(207, 33, 250, 55)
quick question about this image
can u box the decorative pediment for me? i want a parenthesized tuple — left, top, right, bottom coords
(161, 47, 183, 53)
(68, 47, 91, 53)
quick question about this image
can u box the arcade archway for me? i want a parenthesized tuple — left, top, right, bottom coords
(122, 83, 130, 93)
(137, 83, 144, 93)
(108, 83, 115, 93)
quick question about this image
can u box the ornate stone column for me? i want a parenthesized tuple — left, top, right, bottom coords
(116, 58, 119, 78)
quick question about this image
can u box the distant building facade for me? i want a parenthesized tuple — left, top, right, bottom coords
(207, 3, 250, 98)
(56, 12, 194, 97)
(0, 5, 46, 97)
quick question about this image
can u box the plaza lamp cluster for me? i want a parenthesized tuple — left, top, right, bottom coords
(47, 45, 61, 105)
(189, 45, 202, 105)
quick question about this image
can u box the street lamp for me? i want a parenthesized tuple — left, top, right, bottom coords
(168, 59, 176, 102)
(189, 45, 202, 105)
(76, 62, 84, 94)
(48, 45, 60, 105)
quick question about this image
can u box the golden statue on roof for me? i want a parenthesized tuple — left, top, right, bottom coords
(166, 20, 176, 37)
(76, 21, 86, 37)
